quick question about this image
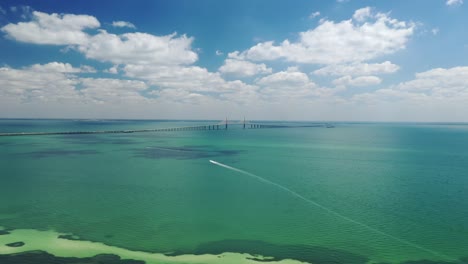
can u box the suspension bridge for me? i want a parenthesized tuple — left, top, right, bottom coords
(0, 118, 333, 137)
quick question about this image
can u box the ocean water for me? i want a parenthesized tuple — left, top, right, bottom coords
(0, 119, 468, 264)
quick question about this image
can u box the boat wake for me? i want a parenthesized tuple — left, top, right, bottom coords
(209, 159, 453, 261)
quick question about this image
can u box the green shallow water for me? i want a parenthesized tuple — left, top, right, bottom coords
(1, 120, 468, 263)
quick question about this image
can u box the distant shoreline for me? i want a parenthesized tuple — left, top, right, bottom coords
(0, 118, 467, 125)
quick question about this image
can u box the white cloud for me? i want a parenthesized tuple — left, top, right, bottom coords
(80, 65, 97, 73)
(111, 48, 266, 104)
(29, 62, 96, 73)
(431, 28, 439, 35)
(79, 31, 198, 65)
(446, 0, 463, 6)
(227, 51, 243, 59)
(352, 7, 371, 22)
(79, 78, 148, 103)
(333, 75, 382, 87)
(9, 62, 468, 121)
(219, 84, 260, 104)
(0, 64, 80, 102)
(124, 65, 217, 90)
(123, 64, 253, 94)
(150, 88, 207, 104)
(396, 67, 468, 94)
(256, 67, 310, 87)
(0, 63, 279, 119)
(112, 21, 136, 29)
(232, 7, 415, 65)
(351, 88, 431, 111)
(314, 61, 399, 76)
(0, 6, 6, 15)
(1, 11, 100, 45)
(0, 62, 147, 106)
(29, 62, 81, 73)
(255, 67, 328, 100)
(123, 62, 268, 106)
(219, 59, 272, 77)
(309, 11, 320, 19)
(215, 50, 223, 56)
(81, 78, 147, 92)
(2, 11, 197, 67)
(350, 66, 468, 121)
(105, 65, 119, 74)
(8, 10, 466, 121)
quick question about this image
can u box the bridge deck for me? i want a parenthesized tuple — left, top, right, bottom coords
(0, 123, 332, 137)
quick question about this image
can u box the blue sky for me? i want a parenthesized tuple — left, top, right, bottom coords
(0, 0, 467, 121)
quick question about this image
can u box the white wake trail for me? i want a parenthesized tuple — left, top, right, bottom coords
(209, 159, 453, 260)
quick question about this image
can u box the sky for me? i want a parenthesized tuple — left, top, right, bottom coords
(0, 0, 467, 121)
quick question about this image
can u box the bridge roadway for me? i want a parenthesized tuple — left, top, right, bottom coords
(0, 122, 332, 137)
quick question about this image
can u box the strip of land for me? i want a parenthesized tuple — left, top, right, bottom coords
(0, 228, 307, 264)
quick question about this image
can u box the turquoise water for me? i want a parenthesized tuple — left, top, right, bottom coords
(1, 119, 468, 263)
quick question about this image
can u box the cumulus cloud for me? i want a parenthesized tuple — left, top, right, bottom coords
(446, 0, 463, 6)
(29, 62, 81, 73)
(0, 62, 147, 105)
(123, 64, 253, 94)
(150, 88, 207, 104)
(396, 67, 468, 94)
(309, 11, 320, 19)
(80, 78, 148, 103)
(219, 59, 272, 77)
(231, 7, 415, 64)
(257, 67, 311, 87)
(6, 9, 459, 121)
(105, 65, 119, 74)
(112, 21, 136, 29)
(352, 66, 468, 107)
(1, 10, 248, 106)
(0, 64, 80, 102)
(1, 11, 100, 45)
(2, 11, 198, 67)
(255, 67, 327, 100)
(80, 65, 97, 73)
(333, 75, 382, 87)
(122, 62, 266, 106)
(0, 10, 348, 119)
(340, 67, 468, 121)
(352, 7, 371, 22)
(78, 31, 198, 65)
(314, 61, 399, 76)
(29, 62, 96, 73)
